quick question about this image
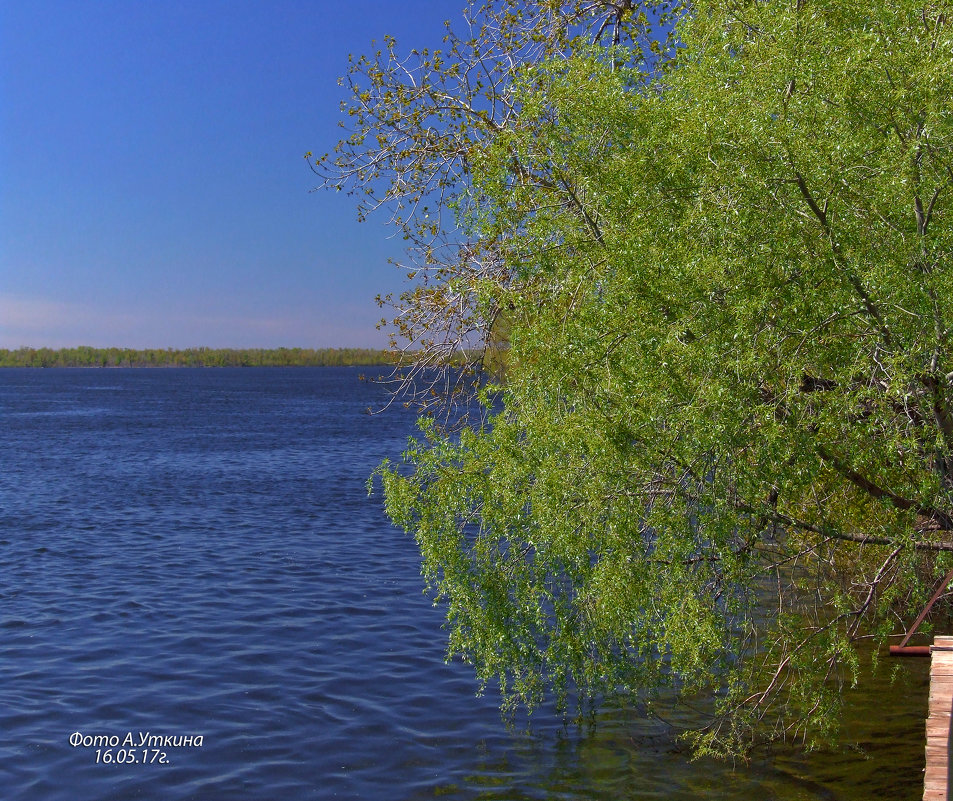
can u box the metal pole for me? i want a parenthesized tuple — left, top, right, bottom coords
(888, 566, 953, 657)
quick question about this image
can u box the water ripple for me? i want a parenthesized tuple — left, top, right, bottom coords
(0, 368, 929, 801)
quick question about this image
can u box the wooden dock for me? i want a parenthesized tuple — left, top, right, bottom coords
(925, 636, 953, 801)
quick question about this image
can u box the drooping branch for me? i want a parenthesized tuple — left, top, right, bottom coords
(790, 170, 893, 347)
(743, 501, 953, 551)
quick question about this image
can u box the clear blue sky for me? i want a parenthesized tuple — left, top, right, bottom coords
(0, 0, 451, 349)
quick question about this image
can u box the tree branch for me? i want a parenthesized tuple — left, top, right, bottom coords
(791, 170, 892, 347)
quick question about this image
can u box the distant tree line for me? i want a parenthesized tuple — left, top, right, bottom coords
(0, 346, 399, 368)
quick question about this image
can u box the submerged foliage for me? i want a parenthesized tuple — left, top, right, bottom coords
(323, 0, 953, 755)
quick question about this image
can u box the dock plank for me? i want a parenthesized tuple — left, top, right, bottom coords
(925, 640, 953, 801)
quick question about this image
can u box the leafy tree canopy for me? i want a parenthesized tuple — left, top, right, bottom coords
(318, 0, 953, 755)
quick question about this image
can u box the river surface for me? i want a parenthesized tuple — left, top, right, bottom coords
(0, 367, 930, 800)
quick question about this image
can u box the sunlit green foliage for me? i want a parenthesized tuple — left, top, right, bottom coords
(331, 0, 953, 755)
(311, 0, 684, 412)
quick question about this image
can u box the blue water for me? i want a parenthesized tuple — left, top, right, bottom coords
(0, 368, 929, 800)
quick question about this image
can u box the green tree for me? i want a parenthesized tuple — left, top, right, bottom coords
(311, 0, 683, 412)
(322, 0, 953, 755)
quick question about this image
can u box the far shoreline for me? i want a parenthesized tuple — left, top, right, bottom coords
(0, 346, 399, 369)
